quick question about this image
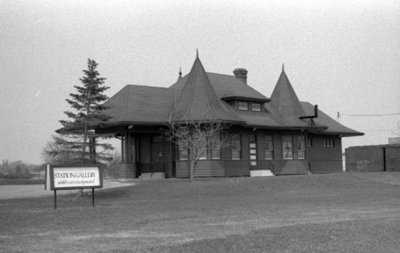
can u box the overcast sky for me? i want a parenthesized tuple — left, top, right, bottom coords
(1, 0, 399, 164)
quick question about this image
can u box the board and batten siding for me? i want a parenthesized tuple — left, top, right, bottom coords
(345, 146, 384, 172)
(308, 134, 343, 173)
(175, 160, 225, 178)
(385, 146, 400, 171)
(345, 145, 400, 172)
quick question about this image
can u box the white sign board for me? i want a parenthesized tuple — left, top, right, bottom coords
(49, 165, 102, 190)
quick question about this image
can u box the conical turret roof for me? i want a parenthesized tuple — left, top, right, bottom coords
(270, 66, 307, 126)
(170, 53, 241, 123)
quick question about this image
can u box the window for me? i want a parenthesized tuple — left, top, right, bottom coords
(282, 135, 293, 160)
(178, 138, 188, 160)
(231, 135, 241, 160)
(251, 103, 262, 112)
(238, 102, 249, 111)
(178, 133, 221, 161)
(210, 133, 221, 160)
(282, 135, 306, 160)
(297, 135, 305, 159)
(193, 132, 207, 160)
(308, 137, 313, 147)
(264, 135, 273, 160)
(323, 138, 335, 148)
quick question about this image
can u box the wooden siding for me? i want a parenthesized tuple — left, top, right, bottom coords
(224, 160, 250, 177)
(309, 161, 342, 174)
(384, 146, 400, 171)
(273, 160, 309, 175)
(128, 129, 347, 178)
(345, 146, 384, 172)
(308, 134, 343, 173)
(345, 145, 400, 172)
(176, 160, 225, 178)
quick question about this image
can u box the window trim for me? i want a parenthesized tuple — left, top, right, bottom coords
(323, 137, 335, 148)
(264, 135, 274, 160)
(251, 103, 262, 112)
(297, 135, 305, 160)
(282, 134, 306, 160)
(231, 134, 241, 160)
(177, 132, 222, 161)
(238, 101, 249, 111)
(178, 139, 189, 161)
(282, 135, 293, 160)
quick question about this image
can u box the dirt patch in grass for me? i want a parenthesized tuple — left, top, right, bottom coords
(152, 217, 400, 253)
(349, 171, 400, 186)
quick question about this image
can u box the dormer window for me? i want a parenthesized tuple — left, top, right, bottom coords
(251, 103, 261, 112)
(237, 101, 263, 112)
(238, 102, 249, 111)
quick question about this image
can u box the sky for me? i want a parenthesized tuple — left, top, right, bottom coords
(0, 0, 399, 164)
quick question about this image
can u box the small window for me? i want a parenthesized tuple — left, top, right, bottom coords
(193, 132, 207, 160)
(231, 135, 241, 160)
(210, 134, 221, 160)
(264, 135, 273, 160)
(308, 137, 313, 147)
(178, 139, 188, 160)
(323, 138, 335, 148)
(297, 135, 305, 160)
(282, 135, 293, 160)
(238, 102, 248, 111)
(251, 103, 262, 112)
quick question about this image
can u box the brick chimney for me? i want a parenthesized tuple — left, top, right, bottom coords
(233, 68, 248, 84)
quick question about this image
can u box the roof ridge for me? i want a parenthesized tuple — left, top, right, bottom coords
(181, 63, 197, 119)
(125, 84, 169, 89)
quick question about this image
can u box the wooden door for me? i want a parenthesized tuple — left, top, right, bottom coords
(151, 136, 165, 173)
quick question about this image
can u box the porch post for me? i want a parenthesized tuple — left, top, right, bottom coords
(126, 132, 131, 163)
(121, 132, 126, 162)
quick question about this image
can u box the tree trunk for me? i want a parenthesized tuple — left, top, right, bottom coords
(82, 124, 88, 163)
(189, 159, 195, 182)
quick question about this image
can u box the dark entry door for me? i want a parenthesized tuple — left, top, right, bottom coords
(151, 136, 165, 173)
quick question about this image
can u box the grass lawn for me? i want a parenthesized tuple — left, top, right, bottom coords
(1, 172, 400, 252)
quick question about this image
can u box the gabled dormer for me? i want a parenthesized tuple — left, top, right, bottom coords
(220, 68, 270, 113)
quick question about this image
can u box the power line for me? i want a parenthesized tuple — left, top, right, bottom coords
(338, 112, 400, 117)
(362, 129, 397, 132)
(337, 112, 400, 119)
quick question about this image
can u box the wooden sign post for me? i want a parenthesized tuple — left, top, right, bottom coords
(45, 165, 103, 209)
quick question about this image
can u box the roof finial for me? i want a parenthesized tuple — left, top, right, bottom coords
(178, 67, 182, 79)
(196, 48, 199, 59)
(282, 63, 285, 72)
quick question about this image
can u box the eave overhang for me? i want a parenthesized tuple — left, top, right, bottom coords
(222, 96, 270, 103)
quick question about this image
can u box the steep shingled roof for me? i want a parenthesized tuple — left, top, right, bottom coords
(98, 56, 362, 137)
(170, 72, 269, 102)
(103, 85, 174, 125)
(270, 66, 308, 127)
(301, 102, 363, 136)
(169, 54, 242, 123)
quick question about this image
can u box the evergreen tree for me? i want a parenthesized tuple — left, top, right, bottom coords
(56, 59, 113, 164)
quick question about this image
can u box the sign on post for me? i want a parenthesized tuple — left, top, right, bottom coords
(45, 165, 103, 209)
